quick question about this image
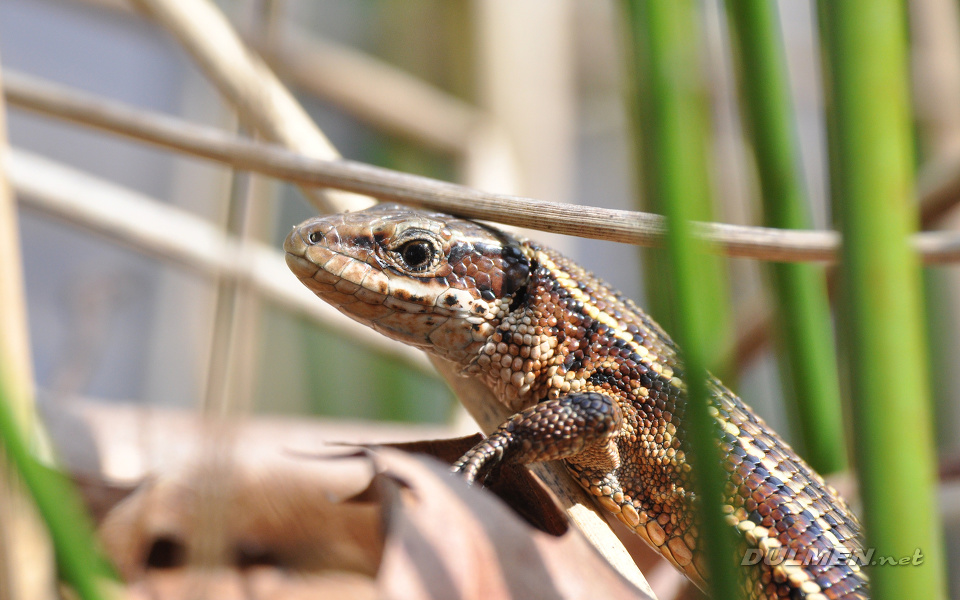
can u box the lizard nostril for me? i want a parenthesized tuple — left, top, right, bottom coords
(307, 230, 322, 244)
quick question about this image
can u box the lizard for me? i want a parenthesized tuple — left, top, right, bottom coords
(283, 203, 869, 600)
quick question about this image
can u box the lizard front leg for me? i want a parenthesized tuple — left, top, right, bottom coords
(451, 392, 622, 484)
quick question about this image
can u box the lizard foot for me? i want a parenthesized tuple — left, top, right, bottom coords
(451, 392, 621, 485)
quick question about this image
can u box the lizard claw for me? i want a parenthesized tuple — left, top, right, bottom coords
(451, 439, 507, 485)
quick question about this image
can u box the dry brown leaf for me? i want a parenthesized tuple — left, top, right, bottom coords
(71, 474, 139, 525)
(371, 447, 652, 600)
(123, 568, 377, 600)
(90, 436, 655, 599)
(377, 435, 569, 536)
(98, 460, 382, 581)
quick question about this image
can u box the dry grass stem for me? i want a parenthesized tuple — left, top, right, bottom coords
(125, 0, 308, 575)
(0, 61, 57, 600)
(127, 0, 371, 214)
(263, 27, 494, 157)
(73, 0, 508, 172)
(8, 71, 960, 264)
(0, 78, 35, 440)
(7, 149, 433, 376)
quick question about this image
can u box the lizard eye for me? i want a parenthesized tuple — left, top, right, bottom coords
(398, 239, 438, 271)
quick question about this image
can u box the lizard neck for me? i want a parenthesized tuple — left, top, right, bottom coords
(469, 246, 682, 414)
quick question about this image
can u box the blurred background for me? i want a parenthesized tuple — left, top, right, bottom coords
(0, 0, 826, 430)
(1, 0, 959, 597)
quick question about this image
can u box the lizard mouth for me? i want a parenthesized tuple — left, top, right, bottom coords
(284, 252, 318, 281)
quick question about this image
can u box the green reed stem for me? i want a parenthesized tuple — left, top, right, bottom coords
(622, 1, 740, 598)
(723, 0, 847, 474)
(0, 374, 113, 600)
(818, 1, 947, 597)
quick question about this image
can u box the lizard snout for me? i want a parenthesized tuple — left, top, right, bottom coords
(284, 219, 329, 256)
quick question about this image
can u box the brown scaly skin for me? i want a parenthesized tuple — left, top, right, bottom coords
(284, 204, 869, 600)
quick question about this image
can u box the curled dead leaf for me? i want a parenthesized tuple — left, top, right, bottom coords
(370, 447, 650, 599)
(88, 431, 655, 599)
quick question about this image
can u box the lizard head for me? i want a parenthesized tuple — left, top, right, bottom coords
(284, 204, 531, 365)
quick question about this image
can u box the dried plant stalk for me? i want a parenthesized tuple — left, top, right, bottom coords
(263, 27, 490, 156)
(128, 0, 371, 214)
(10, 71, 960, 264)
(0, 61, 56, 600)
